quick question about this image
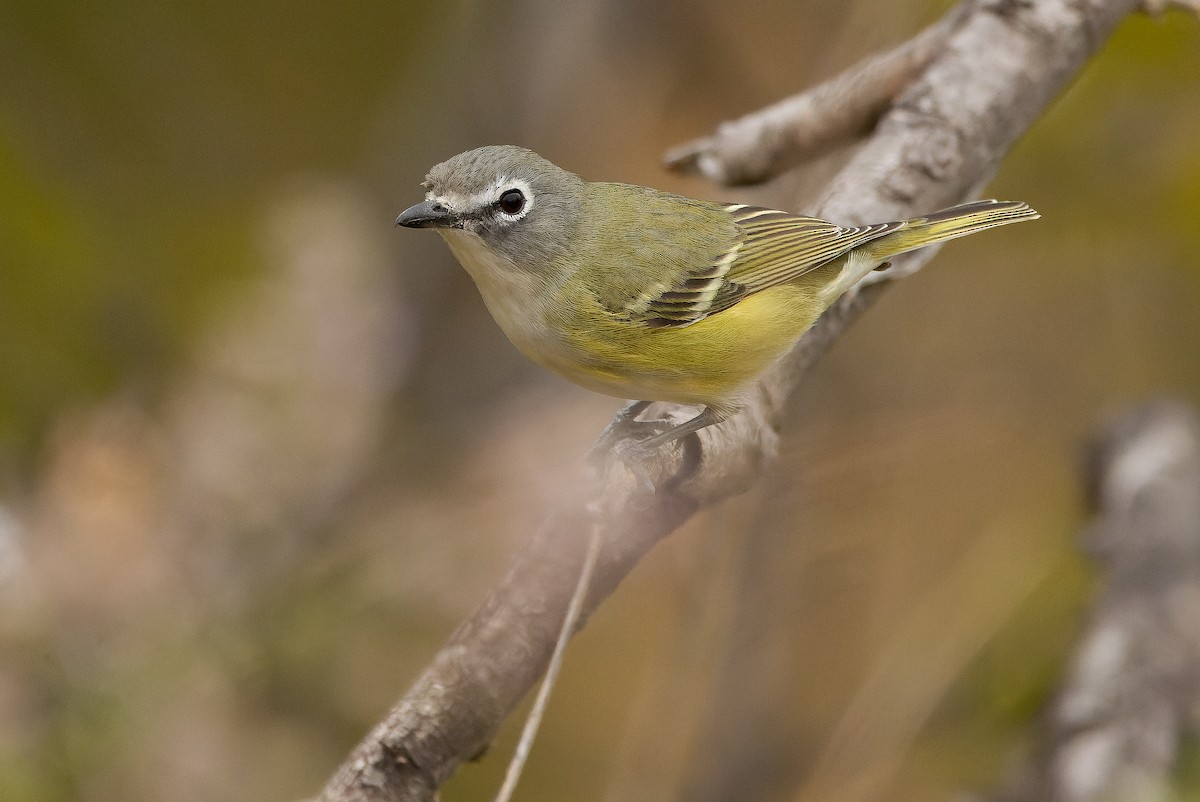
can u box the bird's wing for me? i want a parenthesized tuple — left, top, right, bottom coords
(624, 204, 899, 329)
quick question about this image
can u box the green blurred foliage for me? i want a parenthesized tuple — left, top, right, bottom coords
(0, 2, 436, 462)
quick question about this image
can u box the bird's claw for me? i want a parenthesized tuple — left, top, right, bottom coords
(589, 403, 649, 461)
(589, 408, 672, 492)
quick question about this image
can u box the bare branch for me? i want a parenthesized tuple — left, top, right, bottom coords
(318, 1, 1143, 799)
(980, 400, 1200, 802)
(318, 490, 699, 801)
(1141, 0, 1200, 16)
(663, 1, 973, 186)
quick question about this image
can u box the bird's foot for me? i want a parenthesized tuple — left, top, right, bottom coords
(588, 400, 651, 458)
(588, 402, 675, 492)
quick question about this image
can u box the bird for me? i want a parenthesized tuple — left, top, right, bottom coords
(397, 145, 1038, 459)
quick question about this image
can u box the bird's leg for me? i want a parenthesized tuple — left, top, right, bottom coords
(591, 402, 734, 491)
(588, 398, 648, 444)
(628, 405, 728, 452)
(610, 399, 653, 427)
(588, 400, 654, 462)
(601, 405, 731, 491)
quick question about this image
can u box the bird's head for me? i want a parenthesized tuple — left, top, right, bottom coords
(397, 145, 585, 268)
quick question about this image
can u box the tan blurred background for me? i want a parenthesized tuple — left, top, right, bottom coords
(1, 1, 1198, 800)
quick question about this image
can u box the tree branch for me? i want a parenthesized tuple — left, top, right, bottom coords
(318, 1, 1143, 799)
(662, 0, 973, 186)
(1142, 0, 1200, 15)
(979, 400, 1200, 802)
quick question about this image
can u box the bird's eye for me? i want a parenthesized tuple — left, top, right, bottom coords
(496, 188, 526, 216)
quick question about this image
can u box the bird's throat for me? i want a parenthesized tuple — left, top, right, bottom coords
(438, 229, 558, 358)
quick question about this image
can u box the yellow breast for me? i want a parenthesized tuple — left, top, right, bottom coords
(548, 282, 827, 406)
(439, 228, 833, 408)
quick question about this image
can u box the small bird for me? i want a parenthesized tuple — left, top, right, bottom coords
(397, 145, 1038, 456)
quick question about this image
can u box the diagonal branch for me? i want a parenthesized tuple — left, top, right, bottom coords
(318, 1, 1143, 799)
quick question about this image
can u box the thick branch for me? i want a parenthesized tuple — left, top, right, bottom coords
(981, 400, 1200, 802)
(319, 1, 1142, 799)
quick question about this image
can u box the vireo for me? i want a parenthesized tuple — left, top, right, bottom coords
(397, 145, 1038, 453)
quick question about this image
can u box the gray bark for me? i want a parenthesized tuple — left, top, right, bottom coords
(979, 400, 1200, 802)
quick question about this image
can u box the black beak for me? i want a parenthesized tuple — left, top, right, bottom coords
(395, 200, 458, 229)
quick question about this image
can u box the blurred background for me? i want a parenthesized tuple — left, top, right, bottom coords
(1, 1, 1198, 800)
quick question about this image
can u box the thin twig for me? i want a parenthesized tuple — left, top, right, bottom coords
(492, 523, 603, 802)
(1141, 0, 1199, 15)
(662, 1, 974, 185)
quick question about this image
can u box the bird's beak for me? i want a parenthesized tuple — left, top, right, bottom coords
(395, 200, 458, 229)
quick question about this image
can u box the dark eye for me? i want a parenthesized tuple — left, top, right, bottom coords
(496, 188, 526, 215)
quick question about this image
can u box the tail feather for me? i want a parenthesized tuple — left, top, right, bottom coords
(865, 200, 1040, 261)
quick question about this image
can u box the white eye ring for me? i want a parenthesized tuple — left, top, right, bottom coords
(491, 178, 534, 221)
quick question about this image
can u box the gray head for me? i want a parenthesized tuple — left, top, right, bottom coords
(396, 145, 585, 267)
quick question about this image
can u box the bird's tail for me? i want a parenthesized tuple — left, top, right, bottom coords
(865, 200, 1040, 261)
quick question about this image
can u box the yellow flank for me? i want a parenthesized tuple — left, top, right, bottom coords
(547, 265, 839, 406)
